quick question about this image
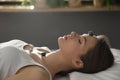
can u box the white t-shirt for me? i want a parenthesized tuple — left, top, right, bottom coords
(0, 39, 52, 80)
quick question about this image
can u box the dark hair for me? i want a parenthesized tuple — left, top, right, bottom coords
(55, 35, 114, 76)
(79, 37, 114, 73)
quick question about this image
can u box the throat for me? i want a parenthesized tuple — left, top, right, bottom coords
(29, 50, 71, 77)
(29, 53, 55, 77)
(29, 53, 52, 80)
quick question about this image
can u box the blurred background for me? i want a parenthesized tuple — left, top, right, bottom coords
(0, 0, 119, 10)
(0, 0, 119, 49)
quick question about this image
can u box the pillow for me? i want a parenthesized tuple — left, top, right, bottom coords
(69, 48, 120, 80)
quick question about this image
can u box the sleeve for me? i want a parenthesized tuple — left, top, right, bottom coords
(0, 46, 37, 77)
(0, 39, 29, 50)
(0, 46, 53, 80)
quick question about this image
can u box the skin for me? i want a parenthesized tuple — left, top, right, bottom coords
(5, 32, 100, 80)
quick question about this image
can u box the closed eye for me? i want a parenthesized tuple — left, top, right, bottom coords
(78, 39, 81, 44)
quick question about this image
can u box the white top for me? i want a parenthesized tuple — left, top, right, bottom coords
(0, 39, 52, 80)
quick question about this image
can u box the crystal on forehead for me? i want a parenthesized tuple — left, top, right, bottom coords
(88, 31, 94, 36)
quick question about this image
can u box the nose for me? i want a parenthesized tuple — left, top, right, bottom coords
(71, 31, 76, 34)
(70, 31, 79, 38)
(71, 31, 77, 36)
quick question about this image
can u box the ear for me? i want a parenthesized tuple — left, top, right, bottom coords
(72, 58, 84, 69)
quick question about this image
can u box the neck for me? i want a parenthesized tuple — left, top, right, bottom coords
(30, 49, 72, 78)
(40, 49, 67, 77)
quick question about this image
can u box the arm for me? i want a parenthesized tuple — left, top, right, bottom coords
(4, 66, 49, 80)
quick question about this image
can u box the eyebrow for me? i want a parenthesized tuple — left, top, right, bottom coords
(93, 35, 99, 40)
(88, 33, 98, 39)
(83, 35, 98, 46)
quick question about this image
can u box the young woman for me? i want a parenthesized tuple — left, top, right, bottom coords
(0, 31, 114, 80)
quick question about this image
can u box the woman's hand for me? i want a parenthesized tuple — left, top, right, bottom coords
(23, 44, 51, 54)
(33, 47, 51, 53)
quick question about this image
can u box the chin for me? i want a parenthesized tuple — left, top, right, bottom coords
(58, 37, 63, 42)
(58, 37, 64, 48)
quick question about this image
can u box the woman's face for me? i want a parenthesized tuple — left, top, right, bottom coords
(58, 32, 100, 58)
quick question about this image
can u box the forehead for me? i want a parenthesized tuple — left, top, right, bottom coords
(81, 34, 100, 40)
(81, 34, 100, 50)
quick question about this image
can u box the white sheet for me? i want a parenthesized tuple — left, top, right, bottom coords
(69, 48, 120, 80)
(54, 76, 69, 80)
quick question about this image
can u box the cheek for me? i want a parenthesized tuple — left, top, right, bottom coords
(58, 38, 82, 53)
(63, 43, 80, 54)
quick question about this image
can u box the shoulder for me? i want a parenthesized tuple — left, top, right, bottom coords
(0, 46, 27, 59)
